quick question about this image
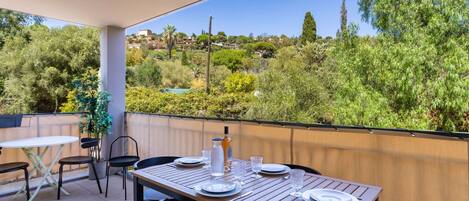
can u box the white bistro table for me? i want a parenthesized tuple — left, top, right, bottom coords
(0, 136, 78, 201)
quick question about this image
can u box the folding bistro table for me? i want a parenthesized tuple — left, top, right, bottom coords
(133, 161, 382, 201)
(0, 136, 78, 201)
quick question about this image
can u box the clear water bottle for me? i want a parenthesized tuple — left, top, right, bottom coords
(211, 138, 224, 177)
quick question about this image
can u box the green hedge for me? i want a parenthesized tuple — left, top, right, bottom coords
(126, 87, 253, 118)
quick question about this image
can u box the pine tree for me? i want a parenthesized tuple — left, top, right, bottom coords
(181, 50, 189, 66)
(340, 0, 347, 33)
(301, 12, 316, 44)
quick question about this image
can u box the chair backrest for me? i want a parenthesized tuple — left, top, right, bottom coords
(80, 138, 99, 149)
(134, 156, 180, 170)
(0, 114, 22, 128)
(108, 136, 139, 160)
(284, 164, 322, 175)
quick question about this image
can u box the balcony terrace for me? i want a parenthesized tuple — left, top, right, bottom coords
(0, 113, 468, 201)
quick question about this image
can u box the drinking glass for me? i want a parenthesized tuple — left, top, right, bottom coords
(231, 160, 246, 185)
(201, 149, 211, 169)
(250, 156, 263, 178)
(289, 169, 305, 197)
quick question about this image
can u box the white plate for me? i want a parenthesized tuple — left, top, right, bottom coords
(302, 189, 359, 201)
(195, 183, 242, 198)
(174, 158, 204, 167)
(261, 164, 287, 172)
(260, 166, 290, 175)
(201, 181, 236, 194)
(177, 157, 204, 164)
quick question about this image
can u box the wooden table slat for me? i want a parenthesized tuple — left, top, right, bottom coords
(133, 161, 382, 201)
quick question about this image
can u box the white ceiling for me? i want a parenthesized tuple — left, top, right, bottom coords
(0, 0, 202, 28)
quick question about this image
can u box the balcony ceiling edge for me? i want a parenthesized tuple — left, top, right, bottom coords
(0, 0, 202, 28)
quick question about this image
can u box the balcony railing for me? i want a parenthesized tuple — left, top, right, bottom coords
(0, 113, 86, 184)
(1, 112, 467, 201)
(126, 112, 469, 201)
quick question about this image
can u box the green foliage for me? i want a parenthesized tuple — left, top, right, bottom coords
(135, 58, 162, 87)
(72, 68, 112, 140)
(38, 67, 68, 112)
(301, 12, 317, 44)
(181, 50, 189, 66)
(244, 42, 277, 58)
(196, 34, 209, 49)
(163, 24, 176, 59)
(224, 72, 256, 93)
(147, 50, 167, 60)
(0, 9, 43, 48)
(126, 48, 144, 66)
(160, 61, 193, 88)
(246, 46, 332, 123)
(212, 49, 246, 72)
(126, 87, 252, 118)
(59, 90, 77, 112)
(340, 0, 347, 33)
(0, 25, 99, 113)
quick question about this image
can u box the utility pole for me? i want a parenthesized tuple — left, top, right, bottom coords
(205, 16, 212, 94)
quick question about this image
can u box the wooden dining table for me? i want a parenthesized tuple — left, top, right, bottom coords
(132, 160, 382, 201)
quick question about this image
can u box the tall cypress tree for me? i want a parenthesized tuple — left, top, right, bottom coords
(340, 0, 348, 33)
(301, 12, 316, 44)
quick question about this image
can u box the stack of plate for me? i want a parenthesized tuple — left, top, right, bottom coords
(260, 164, 290, 175)
(195, 181, 242, 198)
(302, 189, 359, 201)
(174, 157, 205, 167)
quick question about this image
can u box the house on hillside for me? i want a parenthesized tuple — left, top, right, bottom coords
(137, 29, 153, 37)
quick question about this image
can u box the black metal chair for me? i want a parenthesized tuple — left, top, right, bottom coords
(57, 138, 102, 200)
(284, 164, 322, 175)
(134, 156, 180, 201)
(105, 136, 140, 200)
(0, 147, 30, 201)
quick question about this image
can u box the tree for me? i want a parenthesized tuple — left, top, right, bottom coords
(353, 0, 469, 131)
(212, 49, 246, 72)
(340, 0, 347, 33)
(135, 58, 162, 87)
(0, 25, 100, 113)
(0, 9, 43, 48)
(245, 42, 277, 58)
(300, 12, 316, 44)
(224, 72, 256, 93)
(38, 67, 68, 112)
(160, 61, 193, 88)
(163, 24, 176, 59)
(126, 48, 144, 66)
(215, 31, 227, 42)
(196, 34, 209, 49)
(181, 50, 189, 66)
(246, 46, 332, 123)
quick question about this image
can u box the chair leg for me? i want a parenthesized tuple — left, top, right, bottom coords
(24, 167, 30, 201)
(105, 163, 110, 198)
(90, 162, 102, 194)
(122, 167, 125, 190)
(57, 164, 64, 200)
(123, 167, 127, 200)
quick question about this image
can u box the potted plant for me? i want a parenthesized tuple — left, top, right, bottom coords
(73, 68, 112, 179)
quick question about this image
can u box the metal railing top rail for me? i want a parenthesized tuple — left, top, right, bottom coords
(126, 112, 469, 140)
(0, 112, 84, 116)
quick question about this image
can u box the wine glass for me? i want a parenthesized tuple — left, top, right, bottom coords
(250, 156, 263, 178)
(289, 169, 305, 197)
(201, 149, 211, 169)
(231, 160, 246, 185)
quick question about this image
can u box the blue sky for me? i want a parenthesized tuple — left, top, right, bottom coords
(45, 0, 376, 37)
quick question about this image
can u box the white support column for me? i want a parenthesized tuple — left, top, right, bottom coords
(99, 26, 126, 159)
